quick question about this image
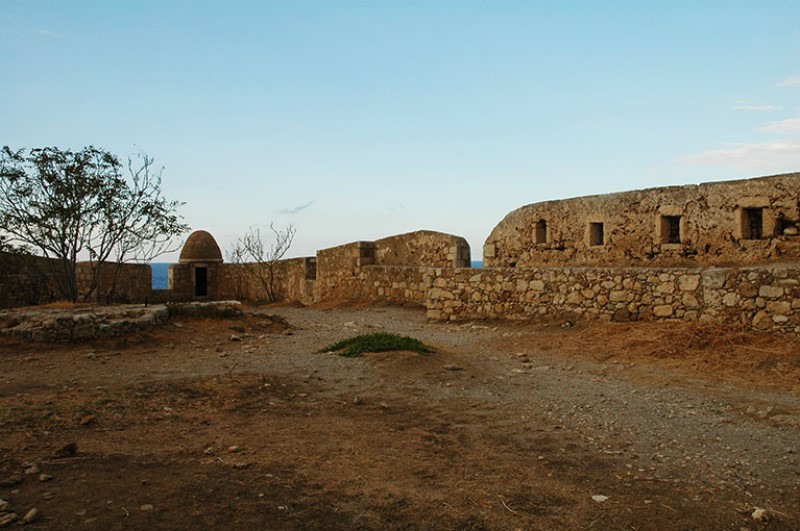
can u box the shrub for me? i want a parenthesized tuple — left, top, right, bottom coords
(321, 332, 433, 357)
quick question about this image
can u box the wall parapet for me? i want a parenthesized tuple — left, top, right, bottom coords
(423, 263, 800, 334)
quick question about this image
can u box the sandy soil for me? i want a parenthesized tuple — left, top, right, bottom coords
(1, 304, 799, 530)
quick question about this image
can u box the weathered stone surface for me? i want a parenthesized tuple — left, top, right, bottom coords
(484, 173, 800, 268)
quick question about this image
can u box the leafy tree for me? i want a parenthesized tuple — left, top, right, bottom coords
(0, 146, 189, 302)
(228, 223, 295, 302)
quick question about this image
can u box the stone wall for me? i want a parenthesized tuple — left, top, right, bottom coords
(0, 253, 55, 308)
(0, 253, 151, 307)
(217, 258, 315, 305)
(424, 264, 800, 333)
(484, 173, 800, 268)
(314, 231, 470, 302)
(374, 230, 471, 268)
(75, 262, 152, 303)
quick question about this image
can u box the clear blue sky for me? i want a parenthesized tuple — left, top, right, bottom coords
(2, 1, 799, 260)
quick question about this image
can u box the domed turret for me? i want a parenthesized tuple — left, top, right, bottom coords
(179, 230, 223, 264)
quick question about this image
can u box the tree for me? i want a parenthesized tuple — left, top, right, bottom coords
(0, 146, 189, 302)
(229, 223, 296, 302)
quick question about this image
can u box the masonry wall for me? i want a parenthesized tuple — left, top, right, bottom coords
(168, 263, 223, 302)
(0, 253, 152, 307)
(217, 258, 315, 305)
(374, 230, 471, 268)
(423, 264, 800, 334)
(484, 173, 800, 268)
(75, 262, 152, 303)
(0, 253, 55, 308)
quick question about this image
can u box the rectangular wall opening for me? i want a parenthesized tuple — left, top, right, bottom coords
(589, 222, 604, 246)
(533, 220, 547, 244)
(742, 207, 764, 239)
(194, 266, 208, 297)
(305, 258, 317, 280)
(660, 215, 682, 244)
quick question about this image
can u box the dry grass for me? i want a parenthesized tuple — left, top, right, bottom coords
(552, 320, 800, 392)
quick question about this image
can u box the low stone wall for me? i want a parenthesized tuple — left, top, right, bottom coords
(0, 301, 243, 342)
(424, 264, 800, 333)
(0, 305, 170, 342)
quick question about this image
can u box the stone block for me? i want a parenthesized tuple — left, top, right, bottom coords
(752, 310, 772, 330)
(653, 304, 673, 317)
(678, 275, 700, 291)
(759, 285, 784, 299)
(766, 301, 791, 315)
(609, 290, 627, 302)
(529, 280, 545, 291)
(722, 292, 739, 307)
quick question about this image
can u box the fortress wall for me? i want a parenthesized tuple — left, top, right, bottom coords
(424, 265, 800, 333)
(217, 258, 315, 305)
(315, 241, 377, 302)
(374, 230, 471, 268)
(484, 173, 800, 268)
(0, 253, 54, 308)
(0, 253, 151, 307)
(75, 262, 152, 303)
(355, 266, 434, 306)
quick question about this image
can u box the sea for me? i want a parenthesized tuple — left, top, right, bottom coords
(150, 260, 484, 289)
(150, 262, 171, 289)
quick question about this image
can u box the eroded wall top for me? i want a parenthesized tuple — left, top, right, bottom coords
(484, 173, 800, 268)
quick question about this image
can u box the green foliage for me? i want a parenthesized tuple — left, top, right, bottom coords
(0, 146, 189, 302)
(321, 332, 433, 357)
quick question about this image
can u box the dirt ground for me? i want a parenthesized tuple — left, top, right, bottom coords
(1, 303, 799, 530)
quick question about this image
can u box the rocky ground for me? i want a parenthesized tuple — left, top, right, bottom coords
(1, 303, 799, 530)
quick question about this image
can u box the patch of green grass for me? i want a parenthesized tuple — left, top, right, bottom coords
(321, 332, 433, 358)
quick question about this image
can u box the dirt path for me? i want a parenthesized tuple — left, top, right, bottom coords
(1, 305, 798, 529)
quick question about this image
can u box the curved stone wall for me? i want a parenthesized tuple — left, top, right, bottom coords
(484, 173, 800, 268)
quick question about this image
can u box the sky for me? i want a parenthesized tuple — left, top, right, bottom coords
(2, 1, 799, 261)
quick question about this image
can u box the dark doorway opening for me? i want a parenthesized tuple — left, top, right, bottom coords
(195, 267, 208, 297)
(742, 207, 764, 239)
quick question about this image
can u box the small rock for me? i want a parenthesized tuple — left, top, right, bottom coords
(21, 508, 38, 524)
(0, 513, 18, 528)
(343, 321, 357, 327)
(203, 447, 214, 456)
(752, 507, 770, 523)
(24, 466, 40, 476)
(38, 473, 53, 482)
(228, 446, 240, 453)
(281, 330, 293, 336)
(591, 495, 609, 503)
(443, 364, 463, 371)
(353, 395, 363, 405)
(41, 492, 54, 500)
(229, 334, 242, 342)
(0, 499, 9, 511)
(79, 414, 97, 426)
(55, 443, 78, 458)
(139, 504, 154, 512)
(380, 402, 389, 409)
(233, 463, 250, 470)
